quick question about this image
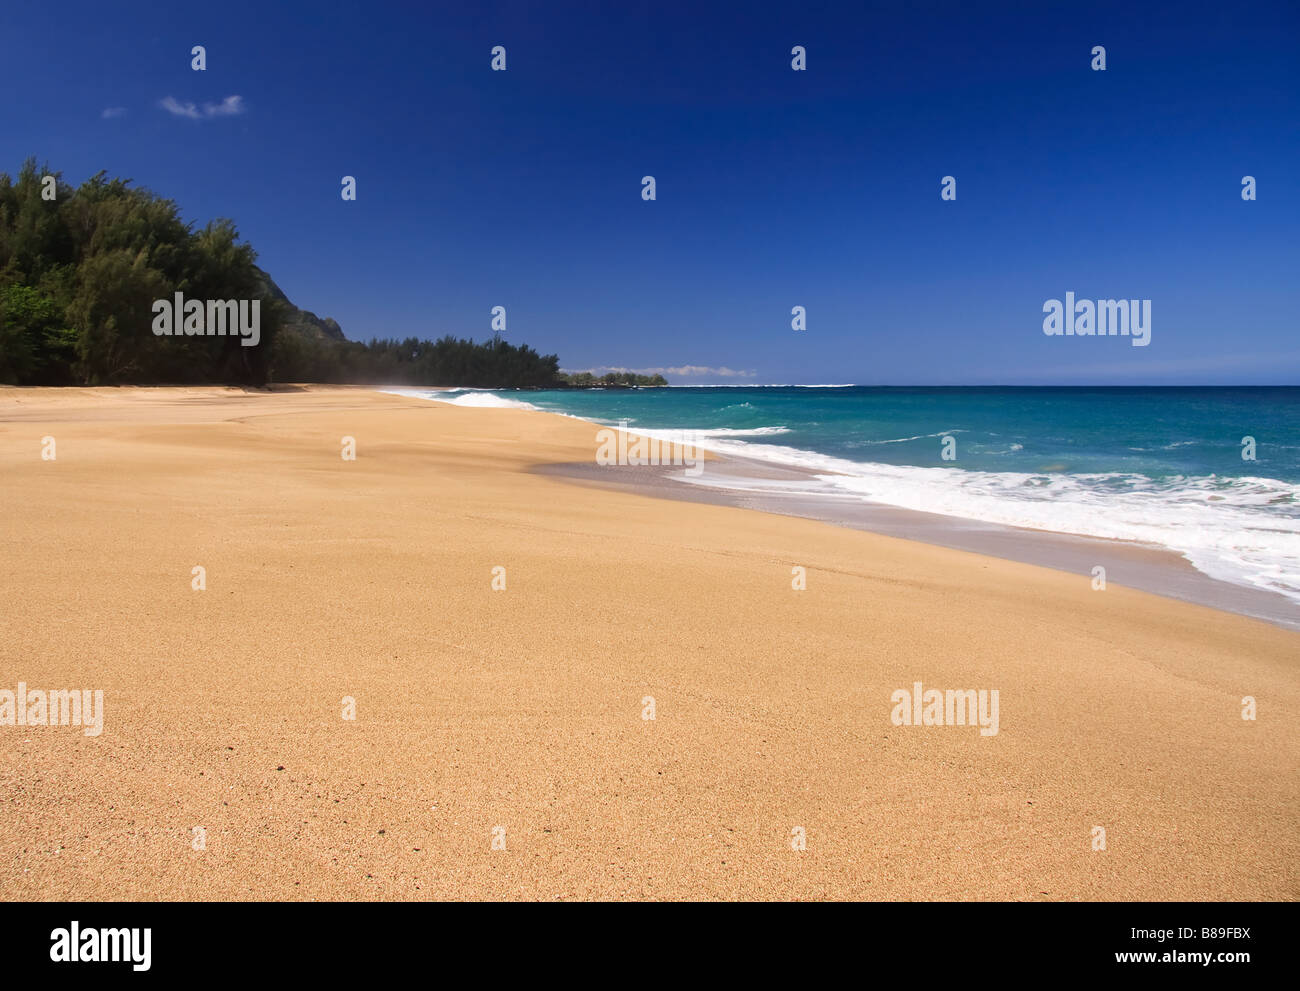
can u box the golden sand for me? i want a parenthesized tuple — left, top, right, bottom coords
(1, 386, 1296, 900)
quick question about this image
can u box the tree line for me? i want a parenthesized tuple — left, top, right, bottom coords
(0, 159, 608, 389)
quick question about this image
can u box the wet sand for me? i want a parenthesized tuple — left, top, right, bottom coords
(537, 455, 1300, 631)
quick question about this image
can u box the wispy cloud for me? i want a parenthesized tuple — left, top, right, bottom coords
(100, 106, 127, 119)
(661, 365, 755, 378)
(159, 96, 202, 119)
(159, 94, 246, 120)
(204, 95, 246, 117)
(565, 365, 756, 378)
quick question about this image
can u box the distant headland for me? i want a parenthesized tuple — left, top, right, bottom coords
(0, 159, 662, 390)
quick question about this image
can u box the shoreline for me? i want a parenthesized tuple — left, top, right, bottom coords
(387, 389, 1299, 631)
(2, 386, 1297, 901)
(535, 452, 1300, 632)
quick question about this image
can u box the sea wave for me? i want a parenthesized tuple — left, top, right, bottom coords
(852, 429, 966, 445)
(636, 428, 1300, 606)
(402, 390, 540, 410)
(697, 426, 792, 437)
(380, 389, 1300, 607)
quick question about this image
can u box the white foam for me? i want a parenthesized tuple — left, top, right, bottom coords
(640, 429, 1300, 607)
(377, 390, 1300, 608)
(854, 429, 965, 446)
(697, 426, 792, 437)
(388, 389, 540, 410)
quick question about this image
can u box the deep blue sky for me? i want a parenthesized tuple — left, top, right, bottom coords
(2, 1, 1297, 384)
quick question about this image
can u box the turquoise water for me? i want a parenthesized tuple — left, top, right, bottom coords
(401, 386, 1300, 608)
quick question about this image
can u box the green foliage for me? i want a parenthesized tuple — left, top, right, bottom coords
(558, 370, 667, 387)
(267, 334, 562, 388)
(0, 283, 74, 383)
(0, 159, 647, 389)
(0, 158, 278, 385)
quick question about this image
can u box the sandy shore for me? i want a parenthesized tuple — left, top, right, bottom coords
(1, 386, 1296, 900)
(538, 456, 1300, 631)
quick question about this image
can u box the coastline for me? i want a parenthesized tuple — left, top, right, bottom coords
(2, 386, 1297, 901)
(535, 451, 1300, 632)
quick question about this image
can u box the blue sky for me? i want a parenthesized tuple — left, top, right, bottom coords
(2, 0, 1297, 384)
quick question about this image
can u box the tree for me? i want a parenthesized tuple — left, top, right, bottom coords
(0, 159, 589, 388)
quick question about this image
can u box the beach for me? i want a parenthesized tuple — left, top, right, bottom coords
(1, 385, 1297, 900)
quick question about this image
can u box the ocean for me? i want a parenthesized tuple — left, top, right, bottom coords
(398, 386, 1300, 614)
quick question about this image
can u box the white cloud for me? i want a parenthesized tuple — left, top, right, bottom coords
(160, 96, 202, 119)
(100, 106, 127, 119)
(204, 95, 245, 117)
(565, 365, 756, 378)
(659, 365, 755, 378)
(159, 94, 246, 120)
